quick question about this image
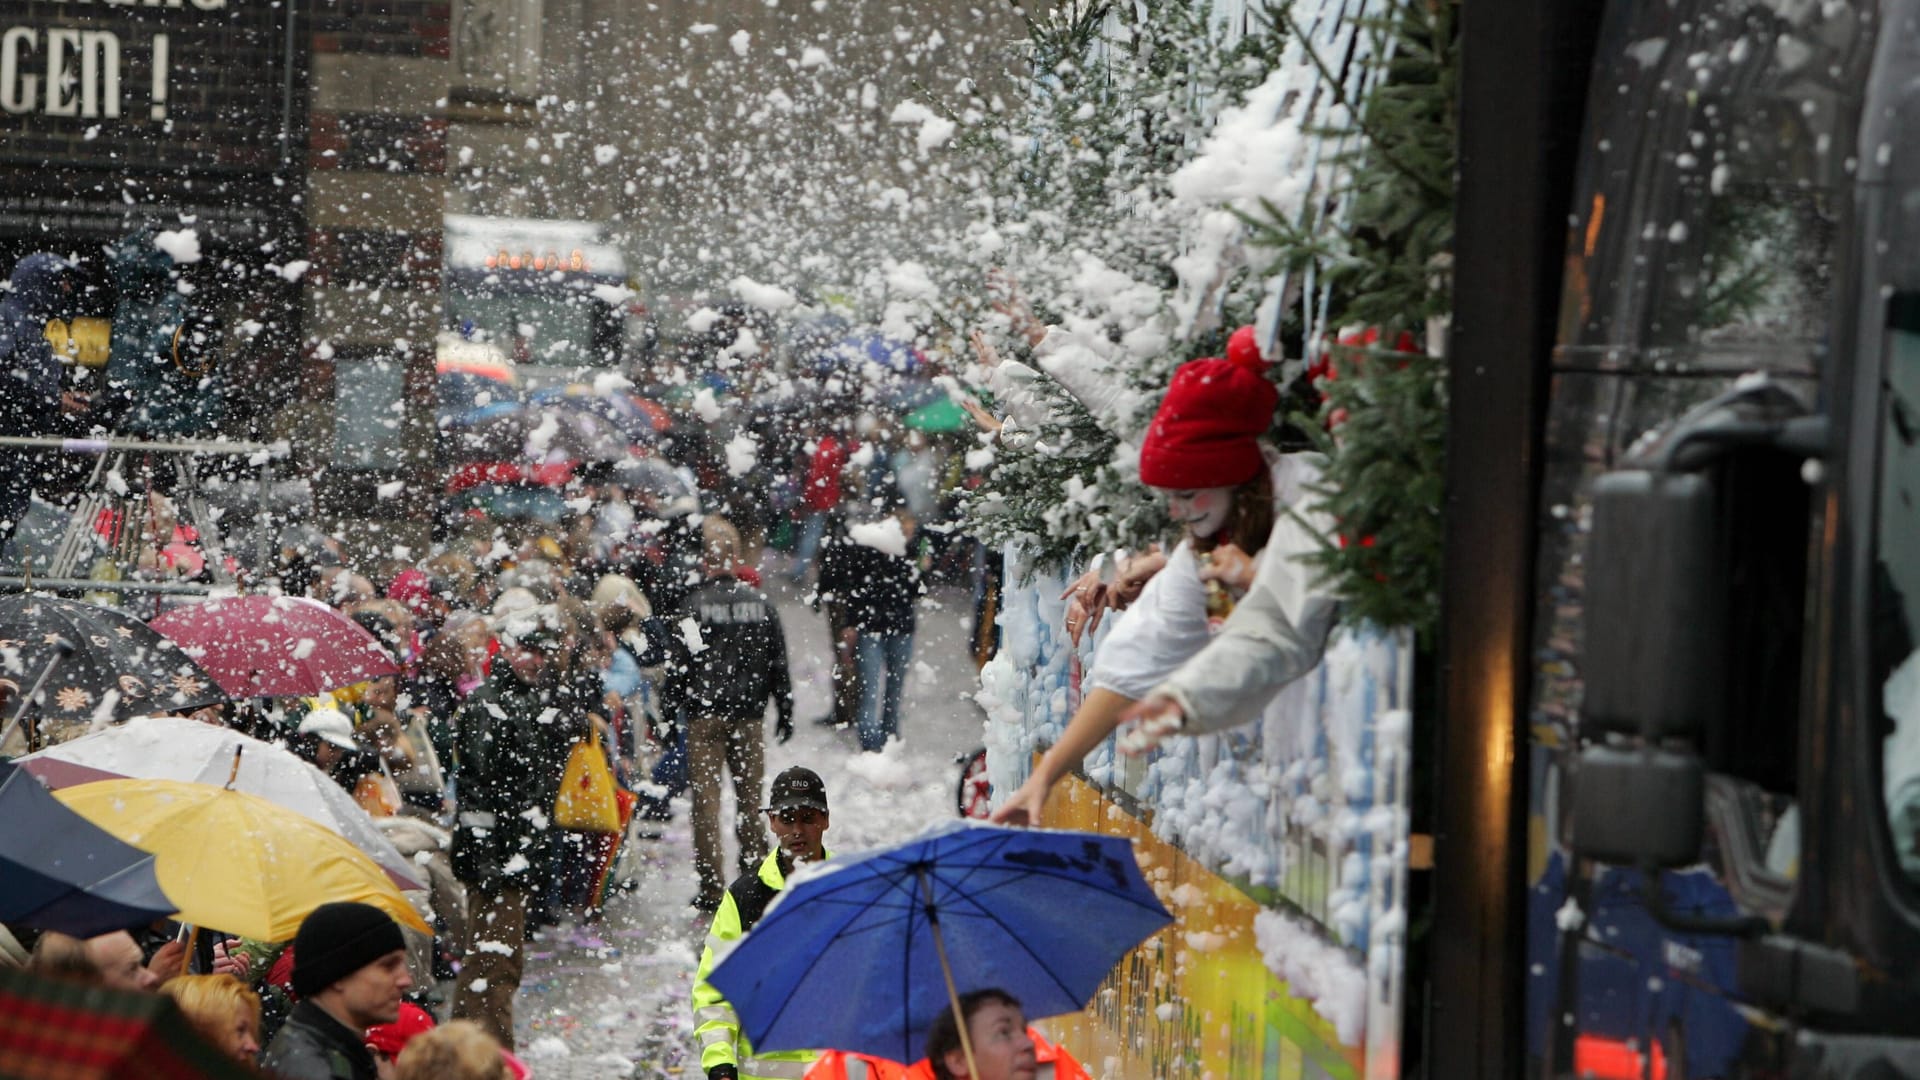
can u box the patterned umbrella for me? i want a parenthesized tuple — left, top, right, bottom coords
(0, 595, 225, 746)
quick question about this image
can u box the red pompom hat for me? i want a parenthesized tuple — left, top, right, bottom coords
(1138, 326, 1277, 489)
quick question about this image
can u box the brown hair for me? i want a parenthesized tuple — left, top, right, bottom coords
(1189, 468, 1275, 557)
(394, 1020, 509, 1080)
(924, 988, 1022, 1080)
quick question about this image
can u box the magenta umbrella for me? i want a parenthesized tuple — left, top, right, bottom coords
(149, 596, 401, 698)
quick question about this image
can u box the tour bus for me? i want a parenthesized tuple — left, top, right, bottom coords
(441, 213, 635, 389)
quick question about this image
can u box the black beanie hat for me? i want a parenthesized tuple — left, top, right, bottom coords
(292, 901, 405, 998)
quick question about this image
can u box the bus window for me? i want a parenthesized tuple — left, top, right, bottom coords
(446, 290, 598, 365)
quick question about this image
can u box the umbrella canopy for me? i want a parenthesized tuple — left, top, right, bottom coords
(443, 402, 634, 464)
(0, 595, 226, 735)
(437, 369, 524, 420)
(529, 384, 667, 443)
(0, 761, 175, 938)
(149, 595, 401, 699)
(55, 778, 429, 942)
(902, 397, 968, 433)
(0, 965, 264, 1079)
(707, 821, 1172, 1064)
(18, 716, 424, 890)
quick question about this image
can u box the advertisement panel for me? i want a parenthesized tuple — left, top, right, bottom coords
(983, 559, 1414, 1079)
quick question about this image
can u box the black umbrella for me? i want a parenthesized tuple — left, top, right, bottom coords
(0, 761, 176, 937)
(0, 595, 226, 748)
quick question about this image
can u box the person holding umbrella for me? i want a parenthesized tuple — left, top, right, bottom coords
(260, 901, 412, 1080)
(807, 988, 1089, 1080)
(691, 765, 832, 1080)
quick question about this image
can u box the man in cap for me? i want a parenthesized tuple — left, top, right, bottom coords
(691, 765, 831, 1080)
(449, 604, 581, 1049)
(260, 901, 412, 1080)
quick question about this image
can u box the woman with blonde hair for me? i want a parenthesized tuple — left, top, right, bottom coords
(159, 973, 262, 1064)
(394, 1019, 513, 1080)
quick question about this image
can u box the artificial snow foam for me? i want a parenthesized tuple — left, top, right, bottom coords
(887, 100, 956, 153)
(848, 518, 908, 557)
(1253, 907, 1368, 1045)
(725, 432, 759, 478)
(154, 229, 202, 264)
(728, 275, 798, 311)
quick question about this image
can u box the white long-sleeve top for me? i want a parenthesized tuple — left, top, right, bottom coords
(1088, 448, 1335, 725)
(1151, 450, 1339, 734)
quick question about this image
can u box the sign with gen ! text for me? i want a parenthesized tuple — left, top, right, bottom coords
(0, 0, 301, 243)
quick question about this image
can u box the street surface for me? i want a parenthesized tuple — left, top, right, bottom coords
(508, 578, 989, 1078)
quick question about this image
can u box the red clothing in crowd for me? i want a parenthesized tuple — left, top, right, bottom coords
(804, 435, 853, 512)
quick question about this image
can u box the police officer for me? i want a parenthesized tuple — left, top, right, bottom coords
(691, 766, 830, 1080)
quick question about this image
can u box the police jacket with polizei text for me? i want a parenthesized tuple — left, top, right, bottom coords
(670, 574, 794, 726)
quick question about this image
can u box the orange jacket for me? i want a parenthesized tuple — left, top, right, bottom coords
(806, 1028, 1088, 1080)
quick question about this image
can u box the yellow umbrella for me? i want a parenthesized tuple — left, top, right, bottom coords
(54, 778, 429, 942)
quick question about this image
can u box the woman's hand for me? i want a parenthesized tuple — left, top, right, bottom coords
(1196, 542, 1257, 595)
(989, 771, 1052, 827)
(1114, 695, 1186, 756)
(968, 328, 1003, 370)
(211, 938, 250, 977)
(1109, 548, 1167, 610)
(1060, 568, 1109, 647)
(986, 268, 1047, 347)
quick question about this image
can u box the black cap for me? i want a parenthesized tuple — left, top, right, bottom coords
(291, 901, 405, 998)
(762, 766, 828, 814)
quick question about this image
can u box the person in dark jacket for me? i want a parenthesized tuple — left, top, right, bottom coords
(0, 252, 81, 549)
(818, 497, 923, 752)
(260, 901, 411, 1080)
(449, 605, 581, 1050)
(675, 516, 794, 911)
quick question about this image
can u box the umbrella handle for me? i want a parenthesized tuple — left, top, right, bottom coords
(917, 868, 980, 1080)
(181, 924, 200, 979)
(0, 637, 73, 754)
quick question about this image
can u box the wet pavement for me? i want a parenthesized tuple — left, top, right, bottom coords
(504, 577, 990, 1078)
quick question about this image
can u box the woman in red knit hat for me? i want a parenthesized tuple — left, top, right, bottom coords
(994, 327, 1339, 826)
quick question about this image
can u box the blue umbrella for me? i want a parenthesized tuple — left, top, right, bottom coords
(707, 821, 1171, 1068)
(0, 761, 176, 937)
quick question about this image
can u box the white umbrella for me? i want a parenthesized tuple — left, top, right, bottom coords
(17, 715, 425, 890)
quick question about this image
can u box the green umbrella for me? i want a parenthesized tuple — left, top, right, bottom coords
(902, 397, 968, 433)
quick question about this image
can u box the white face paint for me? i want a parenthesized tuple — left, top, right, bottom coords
(1162, 486, 1235, 538)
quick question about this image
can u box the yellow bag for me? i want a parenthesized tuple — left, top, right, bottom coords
(353, 771, 401, 818)
(554, 739, 621, 833)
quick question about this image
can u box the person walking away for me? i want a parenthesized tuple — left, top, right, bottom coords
(789, 426, 852, 583)
(692, 766, 832, 1080)
(260, 901, 411, 1080)
(677, 517, 795, 912)
(819, 496, 922, 752)
(0, 253, 85, 552)
(449, 607, 580, 1050)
